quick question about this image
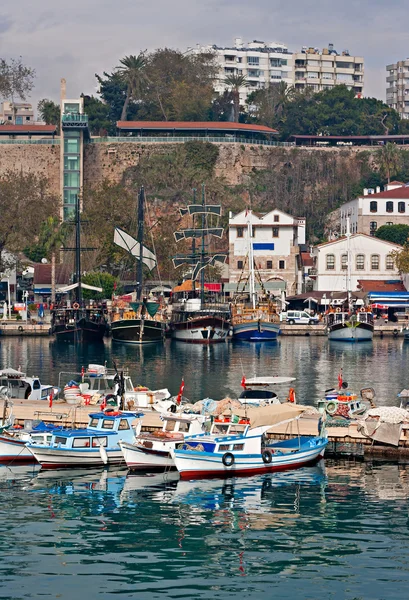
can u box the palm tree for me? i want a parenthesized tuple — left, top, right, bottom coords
(224, 73, 248, 122)
(375, 142, 402, 183)
(42, 217, 67, 304)
(116, 53, 148, 121)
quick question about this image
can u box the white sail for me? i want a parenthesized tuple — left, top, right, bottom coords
(114, 228, 157, 272)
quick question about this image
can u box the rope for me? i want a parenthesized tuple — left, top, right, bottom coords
(144, 192, 163, 288)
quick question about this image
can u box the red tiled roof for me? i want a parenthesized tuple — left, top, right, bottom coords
(361, 186, 409, 199)
(33, 264, 71, 285)
(117, 121, 278, 134)
(388, 181, 404, 185)
(301, 252, 314, 267)
(358, 279, 406, 293)
(0, 124, 57, 135)
(315, 233, 403, 249)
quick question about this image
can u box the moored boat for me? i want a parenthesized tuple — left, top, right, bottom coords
(0, 422, 64, 463)
(326, 310, 374, 342)
(169, 298, 231, 344)
(119, 412, 207, 471)
(27, 410, 144, 469)
(0, 368, 60, 401)
(239, 375, 296, 406)
(172, 404, 327, 479)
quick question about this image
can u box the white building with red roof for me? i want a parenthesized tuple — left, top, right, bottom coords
(340, 181, 409, 236)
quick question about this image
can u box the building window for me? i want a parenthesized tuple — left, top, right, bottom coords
(251, 226, 256, 237)
(279, 260, 285, 270)
(371, 254, 380, 270)
(386, 201, 394, 213)
(237, 260, 244, 270)
(248, 57, 259, 65)
(398, 202, 406, 213)
(370, 201, 377, 213)
(63, 190, 78, 205)
(356, 254, 365, 270)
(274, 215, 279, 222)
(326, 254, 335, 270)
(341, 254, 348, 270)
(386, 254, 395, 270)
(272, 227, 279, 238)
(237, 227, 244, 238)
(369, 221, 377, 236)
(64, 172, 80, 188)
(266, 260, 272, 269)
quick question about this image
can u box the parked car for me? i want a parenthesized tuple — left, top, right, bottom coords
(282, 310, 319, 325)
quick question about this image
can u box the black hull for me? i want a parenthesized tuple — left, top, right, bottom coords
(111, 318, 165, 344)
(52, 319, 107, 343)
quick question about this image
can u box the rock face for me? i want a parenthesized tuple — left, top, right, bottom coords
(0, 143, 60, 194)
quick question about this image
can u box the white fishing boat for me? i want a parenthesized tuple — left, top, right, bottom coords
(26, 410, 144, 469)
(239, 375, 296, 406)
(0, 368, 60, 401)
(0, 422, 62, 463)
(119, 412, 207, 471)
(172, 404, 327, 480)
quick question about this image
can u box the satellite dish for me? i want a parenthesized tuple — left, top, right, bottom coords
(41, 258, 48, 264)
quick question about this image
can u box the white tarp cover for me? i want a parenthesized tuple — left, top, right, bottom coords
(0, 368, 25, 377)
(114, 228, 157, 272)
(244, 376, 296, 386)
(57, 282, 103, 293)
(233, 403, 307, 428)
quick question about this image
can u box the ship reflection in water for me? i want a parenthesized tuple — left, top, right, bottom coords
(1, 461, 409, 599)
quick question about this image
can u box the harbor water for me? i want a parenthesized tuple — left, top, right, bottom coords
(1, 336, 409, 599)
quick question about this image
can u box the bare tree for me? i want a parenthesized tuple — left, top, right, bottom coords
(0, 58, 35, 123)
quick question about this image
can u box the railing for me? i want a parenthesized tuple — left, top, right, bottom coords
(62, 113, 88, 124)
(89, 136, 294, 147)
(0, 138, 60, 145)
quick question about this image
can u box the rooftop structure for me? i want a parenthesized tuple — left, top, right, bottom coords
(386, 59, 409, 120)
(0, 101, 34, 125)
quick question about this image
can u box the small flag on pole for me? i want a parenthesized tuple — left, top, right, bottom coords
(338, 369, 343, 389)
(100, 397, 107, 411)
(241, 375, 246, 389)
(176, 378, 185, 405)
(48, 390, 53, 409)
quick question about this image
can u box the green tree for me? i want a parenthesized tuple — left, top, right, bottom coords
(247, 81, 295, 129)
(0, 57, 35, 123)
(116, 53, 148, 121)
(392, 243, 409, 273)
(81, 272, 121, 300)
(96, 70, 136, 126)
(375, 224, 409, 245)
(37, 99, 60, 128)
(374, 142, 403, 183)
(82, 95, 113, 135)
(224, 73, 248, 122)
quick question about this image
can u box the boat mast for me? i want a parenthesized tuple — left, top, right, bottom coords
(346, 215, 352, 310)
(75, 193, 82, 305)
(192, 188, 196, 299)
(247, 210, 256, 310)
(137, 186, 144, 302)
(200, 184, 205, 305)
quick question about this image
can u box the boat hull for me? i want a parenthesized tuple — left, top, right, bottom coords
(52, 320, 107, 343)
(233, 320, 280, 341)
(26, 446, 126, 469)
(173, 439, 327, 480)
(111, 318, 165, 344)
(0, 436, 34, 463)
(170, 316, 230, 344)
(328, 322, 373, 342)
(120, 440, 175, 470)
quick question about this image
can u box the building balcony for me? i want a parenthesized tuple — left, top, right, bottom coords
(62, 113, 89, 129)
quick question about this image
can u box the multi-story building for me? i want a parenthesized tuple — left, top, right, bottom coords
(0, 101, 34, 124)
(339, 182, 409, 237)
(227, 209, 306, 296)
(197, 38, 293, 105)
(386, 59, 409, 119)
(312, 234, 401, 292)
(293, 44, 364, 95)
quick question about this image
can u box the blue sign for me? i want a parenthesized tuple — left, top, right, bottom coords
(252, 243, 275, 251)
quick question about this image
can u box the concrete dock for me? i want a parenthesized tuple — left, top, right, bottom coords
(5, 399, 409, 461)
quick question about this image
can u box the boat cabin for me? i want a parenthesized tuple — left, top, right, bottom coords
(136, 414, 207, 446)
(47, 411, 143, 450)
(326, 311, 373, 327)
(0, 368, 59, 401)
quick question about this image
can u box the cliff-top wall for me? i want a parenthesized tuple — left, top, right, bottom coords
(0, 143, 60, 194)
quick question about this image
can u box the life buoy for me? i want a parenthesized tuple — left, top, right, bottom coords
(326, 401, 337, 415)
(73, 302, 80, 310)
(104, 410, 120, 417)
(288, 388, 296, 403)
(18, 325, 24, 332)
(262, 449, 273, 464)
(222, 452, 235, 467)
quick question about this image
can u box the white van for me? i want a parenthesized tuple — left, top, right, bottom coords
(284, 310, 319, 325)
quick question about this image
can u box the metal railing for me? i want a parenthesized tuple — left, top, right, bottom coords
(89, 136, 293, 147)
(62, 113, 88, 124)
(0, 138, 60, 145)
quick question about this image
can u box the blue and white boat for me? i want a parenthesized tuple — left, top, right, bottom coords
(27, 410, 144, 469)
(172, 404, 327, 480)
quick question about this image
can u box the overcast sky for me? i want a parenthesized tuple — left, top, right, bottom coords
(0, 0, 407, 111)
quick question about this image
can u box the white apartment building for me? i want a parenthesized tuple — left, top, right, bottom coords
(293, 44, 364, 95)
(312, 234, 401, 292)
(0, 101, 34, 124)
(340, 182, 409, 237)
(196, 40, 364, 105)
(197, 38, 293, 105)
(386, 59, 409, 119)
(227, 209, 306, 295)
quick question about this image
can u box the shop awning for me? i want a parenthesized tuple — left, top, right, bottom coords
(224, 281, 286, 293)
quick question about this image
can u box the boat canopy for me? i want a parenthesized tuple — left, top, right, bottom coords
(57, 282, 103, 293)
(233, 403, 307, 429)
(244, 376, 296, 386)
(0, 368, 25, 377)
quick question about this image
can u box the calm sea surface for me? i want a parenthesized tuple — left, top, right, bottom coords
(1, 337, 409, 599)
